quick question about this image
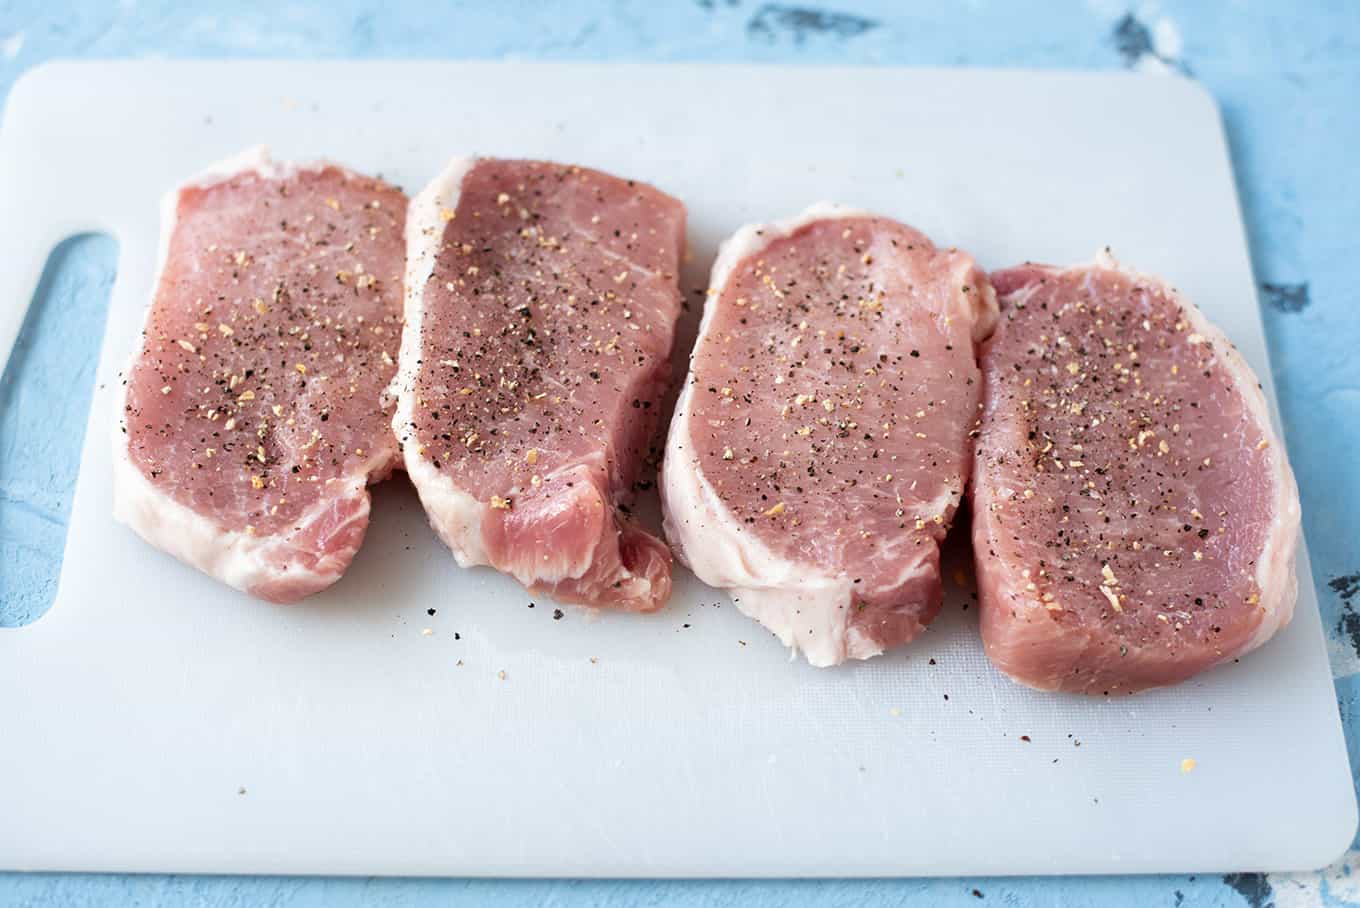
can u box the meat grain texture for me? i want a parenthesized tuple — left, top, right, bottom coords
(394, 158, 685, 611)
(663, 205, 998, 666)
(114, 147, 407, 602)
(972, 253, 1300, 693)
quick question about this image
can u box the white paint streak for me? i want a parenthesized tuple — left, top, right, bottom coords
(1327, 633, 1360, 680)
(1, 32, 24, 60)
(1153, 17, 1183, 60)
(1270, 848, 1360, 907)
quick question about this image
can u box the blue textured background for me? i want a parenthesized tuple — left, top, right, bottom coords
(2, 2, 1357, 905)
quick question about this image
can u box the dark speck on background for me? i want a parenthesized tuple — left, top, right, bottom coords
(1331, 573, 1360, 656)
(1112, 12, 1154, 66)
(1331, 573, 1360, 603)
(1222, 872, 1272, 908)
(1110, 12, 1189, 73)
(747, 4, 879, 44)
(1260, 281, 1311, 313)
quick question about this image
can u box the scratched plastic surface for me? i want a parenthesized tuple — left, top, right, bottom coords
(0, 61, 1350, 886)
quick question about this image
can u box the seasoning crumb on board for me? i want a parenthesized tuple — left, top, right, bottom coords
(1181, 757, 1197, 773)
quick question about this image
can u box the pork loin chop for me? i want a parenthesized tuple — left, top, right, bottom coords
(662, 205, 998, 666)
(972, 253, 1301, 693)
(394, 158, 685, 611)
(114, 147, 407, 603)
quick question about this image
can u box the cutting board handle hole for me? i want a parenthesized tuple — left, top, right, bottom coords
(1, 233, 119, 628)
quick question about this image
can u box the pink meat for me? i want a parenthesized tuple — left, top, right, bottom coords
(662, 207, 998, 666)
(972, 255, 1301, 693)
(395, 159, 685, 611)
(114, 149, 406, 603)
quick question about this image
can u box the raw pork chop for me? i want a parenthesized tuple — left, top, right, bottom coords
(972, 253, 1300, 693)
(114, 147, 406, 603)
(662, 205, 998, 666)
(393, 158, 685, 611)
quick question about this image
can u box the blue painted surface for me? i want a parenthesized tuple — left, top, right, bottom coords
(1, 1, 1357, 904)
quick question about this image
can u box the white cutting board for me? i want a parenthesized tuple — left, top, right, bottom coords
(0, 62, 1352, 878)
